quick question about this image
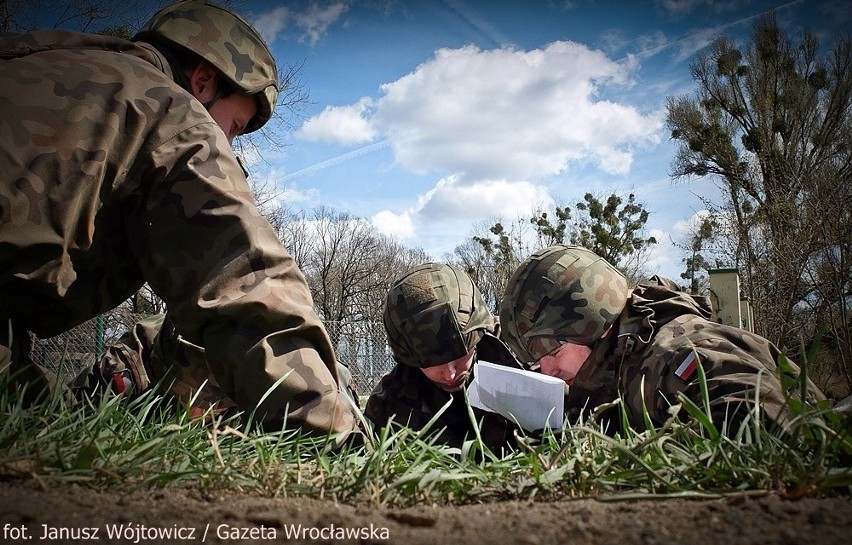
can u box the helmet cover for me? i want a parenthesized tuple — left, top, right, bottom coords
(134, 0, 278, 132)
(499, 245, 628, 363)
(384, 263, 494, 368)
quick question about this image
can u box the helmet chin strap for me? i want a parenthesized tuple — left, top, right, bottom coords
(201, 84, 228, 113)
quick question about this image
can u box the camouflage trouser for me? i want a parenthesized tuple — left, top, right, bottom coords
(1, 318, 71, 406)
(70, 314, 237, 419)
(70, 314, 360, 419)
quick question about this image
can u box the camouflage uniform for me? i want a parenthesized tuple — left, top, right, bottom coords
(365, 263, 525, 451)
(70, 313, 359, 421)
(501, 246, 826, 433)
(0, 2, 355, 436)
(70, 314, 236, 418)
(365, 332, 523, 450)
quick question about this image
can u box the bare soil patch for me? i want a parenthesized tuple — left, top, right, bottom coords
(1, 481, 850, 544)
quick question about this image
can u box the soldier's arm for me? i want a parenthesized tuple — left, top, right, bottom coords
(365, 366, 413, 428)
(651, 335, 825, 432)
(135, 122, 356, 437)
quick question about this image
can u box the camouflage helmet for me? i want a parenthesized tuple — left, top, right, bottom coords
(383, 263, 494, 368)
(499, 245, 628, 363)
(134, 0, 278, 133)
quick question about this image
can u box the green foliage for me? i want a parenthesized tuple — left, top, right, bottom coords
(679, 215, 718, 294)
(529, 206, 572, 246)
(471, 192, 656, 283)
(472, 222, 517, 269)
(573, 192, 657, 267)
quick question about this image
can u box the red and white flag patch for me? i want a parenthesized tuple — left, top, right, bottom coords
(674, 351, 703, 382)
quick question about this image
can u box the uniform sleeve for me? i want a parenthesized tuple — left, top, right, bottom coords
(135, 122, 356, 437)
(625, 328, 825, 432)
(101, 314, 164, 393)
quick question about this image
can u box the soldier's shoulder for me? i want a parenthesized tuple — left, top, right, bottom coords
(368, 364, 420, 397)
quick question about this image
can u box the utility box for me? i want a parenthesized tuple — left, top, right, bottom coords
(739, 296, 754, 332)
(708, 268, 749, 330)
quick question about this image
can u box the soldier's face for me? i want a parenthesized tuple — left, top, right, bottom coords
(421, 349, 475, 392)
(189, 64, 258, 144)
(208, 92, 258, 144)
(538, 342, 592, 385)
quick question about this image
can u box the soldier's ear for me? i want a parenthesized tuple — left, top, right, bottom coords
(188, 63, 219, 103)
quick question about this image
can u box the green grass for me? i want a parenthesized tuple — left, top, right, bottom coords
(1, 367, 850, 508)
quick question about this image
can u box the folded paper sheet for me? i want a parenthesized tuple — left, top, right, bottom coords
(467, 360, 565, 432)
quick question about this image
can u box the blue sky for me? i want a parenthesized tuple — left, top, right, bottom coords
(23, 0, 851, 278)
(242, 0, 848, 278)
(35, 0, 824, 278)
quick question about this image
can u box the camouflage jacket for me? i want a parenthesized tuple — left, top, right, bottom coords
(567, 276, 826, 432)
(364, 332, 524, 451)
(0, 30, 355, 436)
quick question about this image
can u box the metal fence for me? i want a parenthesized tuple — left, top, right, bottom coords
(30, 310, 396, 396)
(325, 320, 396, 395)
(30, 308, 144, 382)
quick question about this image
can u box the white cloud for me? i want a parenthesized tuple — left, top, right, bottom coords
(372, 210, 415, 239)
(251, 6, 289, 47)
(251, 3, 348, 47)
(673, 209, 712, 238)
(369, 41, 662, 182)
(243, 163, 319, 207)
(415, 176, 551, 220)
(371, 175, 552, 242)
(294, 2, 350, 46)
(297, 98, 376, 145)
(276, 185, 317, 204)
(297, 41, 662, 180)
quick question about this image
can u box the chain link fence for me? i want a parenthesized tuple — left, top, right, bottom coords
(30, 310, 396, 396)
(325, 320, 396, 395)
(30, 308, 146, 383)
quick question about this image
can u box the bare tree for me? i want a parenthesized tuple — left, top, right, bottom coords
(357, 236, 430, 321)
(453, 216, 532, 313)
(797, 165, 852, 395)
(1, 0, 157, 34)
(277, 206, 428, 336)
(451, 230, 520, 314)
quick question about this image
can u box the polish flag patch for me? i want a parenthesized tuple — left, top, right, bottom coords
(674, 351, 703, 382)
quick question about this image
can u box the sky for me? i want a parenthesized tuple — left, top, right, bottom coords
(230, 0, 851, 280)
(44, 0, 851, 280)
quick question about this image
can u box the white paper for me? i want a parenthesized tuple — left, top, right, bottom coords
(467, 360, 565, 432)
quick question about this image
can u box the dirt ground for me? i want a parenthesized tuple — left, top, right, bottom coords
(0, 481, 850, 545)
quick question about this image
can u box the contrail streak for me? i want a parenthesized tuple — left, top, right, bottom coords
(281, 140, 391, 182)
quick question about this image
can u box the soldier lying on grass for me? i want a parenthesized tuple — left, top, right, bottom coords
(499, 245, 828, 435)
(365, 263, 526, 451)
